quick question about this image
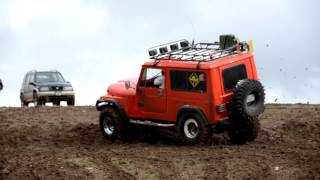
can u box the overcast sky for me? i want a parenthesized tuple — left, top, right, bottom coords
(0, 0, 319, 106)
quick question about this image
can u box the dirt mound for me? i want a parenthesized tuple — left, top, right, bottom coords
(0, 105, 319, 179)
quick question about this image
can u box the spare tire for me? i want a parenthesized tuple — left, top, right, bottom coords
(231, 79, 265, 120)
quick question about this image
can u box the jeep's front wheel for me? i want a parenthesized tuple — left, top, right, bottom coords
(177, 113, 211, 145)
(99, 107, 126, 140)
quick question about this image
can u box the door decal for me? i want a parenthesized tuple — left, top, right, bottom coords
(188, 73, 200, 88)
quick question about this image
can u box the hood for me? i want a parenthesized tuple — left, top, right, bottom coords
(35, 82, 72, 87)
(107, 78, 137, 97)
(35, 82, 71, 86)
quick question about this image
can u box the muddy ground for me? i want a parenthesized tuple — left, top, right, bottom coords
(0, 104, 319, 180)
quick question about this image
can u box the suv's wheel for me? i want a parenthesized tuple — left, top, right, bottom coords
(33, 92, 43, 107)
(228, 117, 260, 144)
(177, 113, 211, 145)
(231, 79, 265, 120)
(99, 107, 126, 140)
(21, 100, 29, 107)
(67, 98, 75, 106)
(20, 94, 28, 107)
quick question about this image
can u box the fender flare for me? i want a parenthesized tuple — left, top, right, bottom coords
(96, 99, 127, 119)
(176, 105, 208, 124)
(33, 89, 39, 94)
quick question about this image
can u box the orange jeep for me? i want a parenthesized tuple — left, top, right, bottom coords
(96, 35, 265, 144)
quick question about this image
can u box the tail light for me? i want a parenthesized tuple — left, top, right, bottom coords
(216, 103, 226, 113)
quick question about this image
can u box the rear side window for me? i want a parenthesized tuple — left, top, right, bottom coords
(28, 73, 35, 83)
(222, 64, 247, 91)
(170, 71, 206, 93)
(23, 73, 29, 84)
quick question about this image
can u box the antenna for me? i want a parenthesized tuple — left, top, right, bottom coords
(187, 16, 196, 45)
(191, 39, 195, 48)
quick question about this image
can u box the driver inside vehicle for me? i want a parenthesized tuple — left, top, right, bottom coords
(154, 70, 165, 88)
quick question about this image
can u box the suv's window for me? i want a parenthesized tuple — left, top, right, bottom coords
(23, 73, 29, 85)
(222, 64, 247, 91)
(35, 72, 65, 83)
(140, 68, 164, 88)
(27, 73, 35, 83)
(170, 71, 206, 92)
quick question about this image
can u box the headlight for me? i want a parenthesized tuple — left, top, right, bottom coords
(39, 87, 49, 91)
(63, 86, 73, 91)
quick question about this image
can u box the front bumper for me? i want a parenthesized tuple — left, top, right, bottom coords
(38, 91, 74, 101)
(96, 100, 108, 111)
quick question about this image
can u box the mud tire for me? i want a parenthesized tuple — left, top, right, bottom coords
(177, 113, 211, 145)
(99, 107, 127, 141)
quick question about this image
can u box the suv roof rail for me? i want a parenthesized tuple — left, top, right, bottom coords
(27, 70, 60, 73)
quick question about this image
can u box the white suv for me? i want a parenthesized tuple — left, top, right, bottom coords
(20, 70, 75, 106)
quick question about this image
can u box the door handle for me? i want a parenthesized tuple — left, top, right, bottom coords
(157, 89, 163, 96)
(136, 87, 142, 92)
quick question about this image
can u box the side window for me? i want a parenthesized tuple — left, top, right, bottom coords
(28, 73, 35, 83)
(222, 64, 247, 91)
(140, 68, 164, 88)
(170, 71, 207, 93)
(23, 73, 29, 85)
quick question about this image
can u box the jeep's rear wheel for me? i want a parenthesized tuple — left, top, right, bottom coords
(99, 107, 126, 140)
(231, 79, 265, 120)
(177, 113, 211, 145)
(228, 117, 260, 144)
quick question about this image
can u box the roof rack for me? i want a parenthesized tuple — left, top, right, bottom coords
(148, 39, 191, 57)
(148, 35, 248, 62)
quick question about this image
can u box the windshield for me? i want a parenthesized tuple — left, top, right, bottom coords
(35, 72, 65, 83)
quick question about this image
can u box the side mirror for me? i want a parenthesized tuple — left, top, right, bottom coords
(125, 81, 131, 89)
(29, 82, 36, 86)
(136, 87, 142, 92)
